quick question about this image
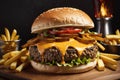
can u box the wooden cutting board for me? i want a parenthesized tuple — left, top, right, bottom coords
(0, 61, 120, 80)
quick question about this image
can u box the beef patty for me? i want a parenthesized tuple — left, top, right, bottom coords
(29, 44, 98, 63)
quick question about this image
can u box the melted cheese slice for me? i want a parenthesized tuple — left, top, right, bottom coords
(36, 38, 93, 56)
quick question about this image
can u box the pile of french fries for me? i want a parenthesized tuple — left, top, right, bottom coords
(0, 28, 20, 53)
(105, 29, 120, 45)
(79, 31, 120, 71)
(96, 52, 120, 71)
(0, 48, 30, 72)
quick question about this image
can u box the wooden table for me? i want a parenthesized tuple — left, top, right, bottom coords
(0, 61, 120, 80)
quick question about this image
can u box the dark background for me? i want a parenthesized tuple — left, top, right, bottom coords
(0, 0, 120, 46)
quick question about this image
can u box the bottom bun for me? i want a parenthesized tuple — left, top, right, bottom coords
(31, 60, 97, 74)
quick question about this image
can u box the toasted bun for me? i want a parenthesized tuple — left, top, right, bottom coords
(32, 7, 94, 33)
(30, 60, 97, 74)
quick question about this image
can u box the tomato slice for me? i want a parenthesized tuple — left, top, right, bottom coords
(56, 28, 82, 34)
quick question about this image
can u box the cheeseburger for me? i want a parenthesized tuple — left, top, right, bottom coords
(26, 7, 98, 73)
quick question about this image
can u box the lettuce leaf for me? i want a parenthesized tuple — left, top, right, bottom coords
(44, 57, 91, 67)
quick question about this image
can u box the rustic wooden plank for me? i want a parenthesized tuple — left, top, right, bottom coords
(0, 61, 120, 80)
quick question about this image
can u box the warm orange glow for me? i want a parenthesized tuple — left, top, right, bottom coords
(100, 2, 112, 17)
(100, 3, 107, 17)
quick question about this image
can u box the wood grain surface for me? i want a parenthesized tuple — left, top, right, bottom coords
(0, 61, 120, 80)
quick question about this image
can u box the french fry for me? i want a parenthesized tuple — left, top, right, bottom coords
(22, 36, 39, 48)
(100, 55, 117, 65)
(1, 34, 7, 41)
(10, 61, 17, 69)
(92, 36, 104, 42)
(2, 52, 12, 59)
(109, 41, 113, 45)
(3, 51, 20, 59)
(115, 29, 120, 35)
(112, 40, 117, 45)
(10, 51, 20, 57)
(106, 35, 120, 39)
(105, 62, 117, 71)
(4, 48, 27, 66)
(0, 59, 7, 64)
(75, 37, 95, 44)
(15, 61, 29, 72)
(96, 58, 105, 71)
(116, 29, 120, 44)
(104, 29, 120, 45)
(96, 42, 105, 51)
(100, 53, 120, 59)
(15, 63, 25, 72)
(14, 35, 19, 40)
(10, 29, 17, 41)
(5, 28, 10, 41)
(11, 35, 20, 47)
(20, 56, 28, 62)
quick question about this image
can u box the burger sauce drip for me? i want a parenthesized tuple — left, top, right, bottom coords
(36, 38, 93, 63)
(61, 57, 65, 64)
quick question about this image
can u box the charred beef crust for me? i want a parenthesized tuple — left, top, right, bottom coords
(81, 44, 98, 59)
(29, 44, 98, 63)
(43, 47, 62, 63)
(64, 46, 79, 62)
(29, 46, 42, 62)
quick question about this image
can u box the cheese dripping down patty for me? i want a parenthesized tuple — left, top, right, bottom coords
(36, 38, 94, 56)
